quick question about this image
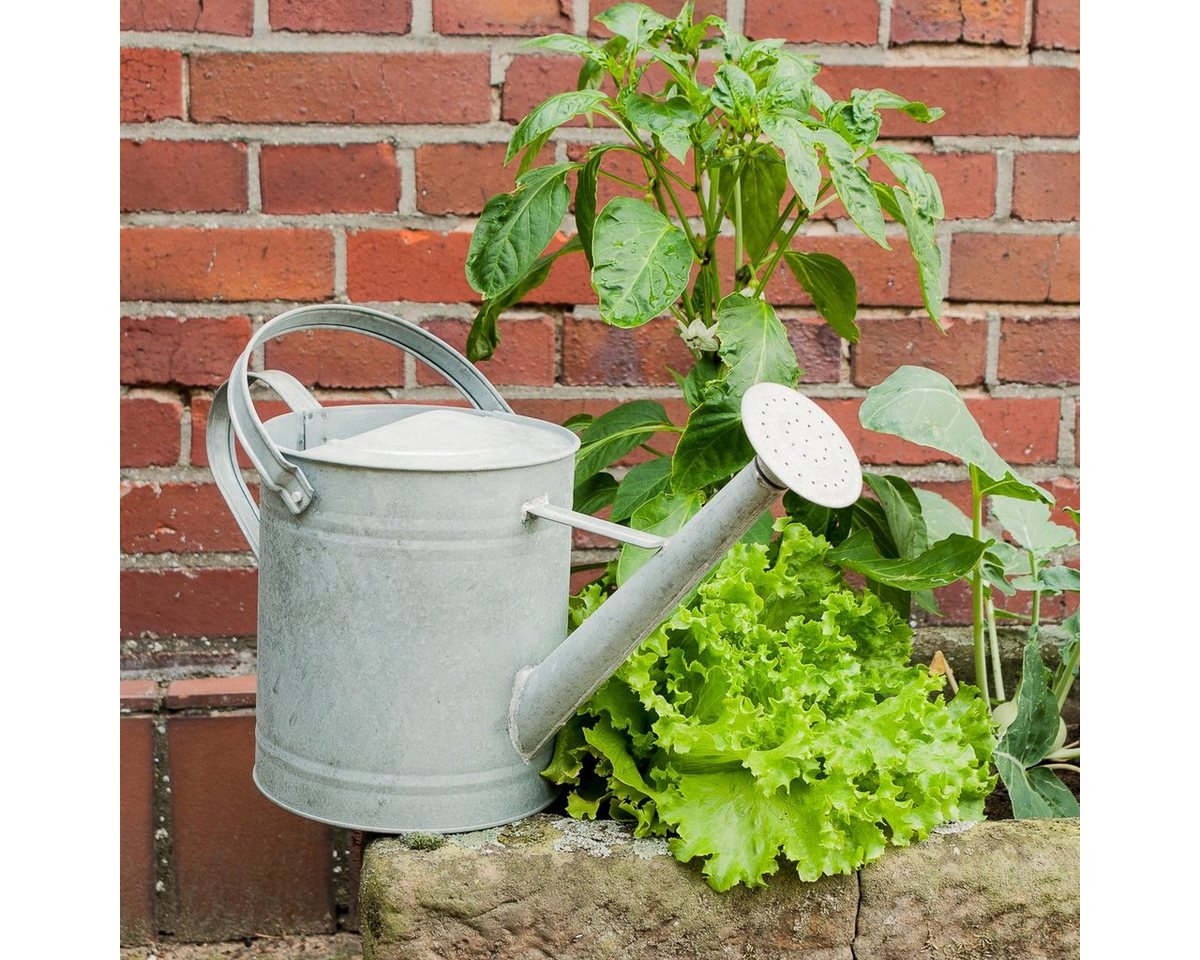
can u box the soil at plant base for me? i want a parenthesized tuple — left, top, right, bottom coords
(119, 933, 361, 960)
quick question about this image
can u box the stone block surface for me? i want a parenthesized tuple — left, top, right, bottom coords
(360, 815, 1079, 960)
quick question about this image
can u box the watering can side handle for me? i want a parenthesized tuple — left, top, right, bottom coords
(227, 304, 512, 516)
(207, 370, 321, 558)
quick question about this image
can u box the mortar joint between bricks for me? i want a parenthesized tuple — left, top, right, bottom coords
(151, 718, 178, 937)
(571, 0, 590, 36)
(876, 0, 892, 49)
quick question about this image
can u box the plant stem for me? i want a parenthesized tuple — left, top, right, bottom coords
(986, 594, 1006, 702)
(597, 169, 648, 191)
(1043, 763, 1081, 774)
(753, 201, 807, 296)
(1028, 550, 1042, 641)
(969, 467, 990, 703)
(1052, 640, 1080, 708)
(733, 175, 744, 276)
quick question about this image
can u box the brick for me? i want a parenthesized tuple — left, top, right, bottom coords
(121, 315, 251, 387)
(1012, 153, 1080, 222)
(950, 233, 1078, 303)
(121, 49, 183, 122)
(121, 228, 333, 301)
(121, 568, 258, 638)
(761, 235, 926, 308)
(190, 396, 291, 467)
(347, 230, 476, 303)
(1042, 475, 1079, 536)
(1033, 0, 1079, 50)
(415, 143, 515, 215)
(265, 328, 405, 387)
(189, 53, 490, 124)
(270, 0, 412, 33)
(786, 318, 844, 383)
(745, 0, 878, 44)
(121, 0, 254, 34)
(260, 143, 399, 214)
(562, 317, 693, 386)
(121, 481, 255, 553)
(165, 674, 257, 709)
(590, 1, 725, 36)
(121, 140, 248, 213)
(820, 66, 1078, 138)
(890, 1, 1026, 46)
(121, 396, 182, 466)
(120, 717, 156, 944)
(417, 317, 557, 386)
(852, 316, 988, 386)
(821, 396, 1059, 465)
(997, 316, 1079, 383)
(121, 679, 160, 712)
(168, 714, 334, 939)
(435, 0, 571, 36)
(869, 152, 995, 220)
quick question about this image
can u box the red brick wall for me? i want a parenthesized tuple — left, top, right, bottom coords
(120, 0, 1079, 942)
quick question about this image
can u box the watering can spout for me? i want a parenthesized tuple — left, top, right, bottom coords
(509, 383, 863, 760)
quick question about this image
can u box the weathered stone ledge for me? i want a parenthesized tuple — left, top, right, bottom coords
(360, 815, 1079, 959)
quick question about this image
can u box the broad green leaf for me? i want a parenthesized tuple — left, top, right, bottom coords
(858, 88, 943, 123)
(523, 34, 607, 63)
(711, 63, 757, 126)
(892, 186, 943, 324)
(1012, 566, 1080, 593)
(995, 754, 1079, 819)
(466, 236, 581, 360)
(913, 489, 973, 543)
(864, 474, 927, 560)
(991, 496, 1078, 557)
(973, 467, 1054, 505)
(816, 131, 887, 248)
(737, 153, 788, 263)
(872, 147, 943, 219)
(673, 353, 719, 409)
(759, 51, 818, 118)
(506, 89, 610, 165)
(562, 411, 594, 434)
(861, 367, 1043, 494)
(782, 252, 859, 342)
(827, 97, 881, 150)
(575, 400, 675, 485)
(574, 471, 619, 515)
(671, 381, 755, 493)
(611, 457, 672, 522)
(620, 92, 697, 164)
(595, 2, 672, 49)
(851, 497, 898, 558)
(592, 197, 694, 327)
(826, 530, 989, 591)
(715, 293, 800, 391)
(575, 149, 611, 268)
(465, 164, 572, 298)
(617, 491, 704, 584)
(760, 116, 821, 211)
(997, 639, 1061, 766)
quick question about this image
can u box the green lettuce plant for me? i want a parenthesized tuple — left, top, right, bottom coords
(467, 2, 954, 554)
(546, 520, 995, 891)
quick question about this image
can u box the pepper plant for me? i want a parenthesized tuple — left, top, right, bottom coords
(465, 2, 952, 561)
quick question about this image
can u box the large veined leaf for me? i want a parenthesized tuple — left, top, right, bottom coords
(506, 90, 610, 165)
(573, 471, 619, 515)
(873, 147, 944, 219)
(782, 252, 859, 342)
(892, 186, 943, 325)
(991, 496, 1078, 558)
(671, 381, 755, 494)
(591, 197, 694, 327)
(595, 2, 672, 48)
(616, 490, 704, 584)
(994, 761, 1079, 819)
(574, 400, 675, 486)
(522, 33, 607, 64)
(715, 293, 800, 391)
(815, 130, 887, 248)
(622, 93, 698, 164)
(826, 530, 989, 591)
(760, 116, 821, 211)
(465, 164, 572, 299)
(914, 489, 973, 542)
(711, 63, 757, 127)
(737, 154, 788, 263)
(860, 367, 1048, 503)
(610, 456, 672, 522)
(863, 473, 936, 615)
(575, 147, 615, 268)
(466, 236, 581, 361)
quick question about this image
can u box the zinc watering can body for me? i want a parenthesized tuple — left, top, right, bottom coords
(210, 304, 863, 833)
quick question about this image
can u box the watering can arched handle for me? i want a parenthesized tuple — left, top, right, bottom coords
(209, 304, 512, 556)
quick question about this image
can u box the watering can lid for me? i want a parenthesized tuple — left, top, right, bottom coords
(303, 407, 579, 471)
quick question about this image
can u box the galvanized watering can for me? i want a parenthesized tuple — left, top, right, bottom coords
(210, 304, 864, 833)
